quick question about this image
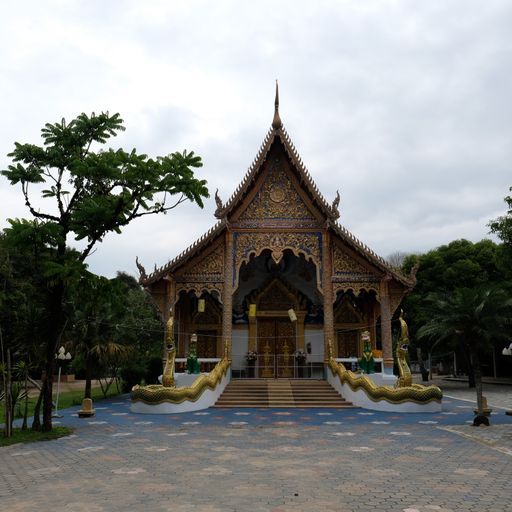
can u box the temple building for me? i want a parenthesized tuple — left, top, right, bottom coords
(138, 87, 416, 378)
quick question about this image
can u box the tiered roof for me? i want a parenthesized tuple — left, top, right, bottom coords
(139, 85, 415, 288)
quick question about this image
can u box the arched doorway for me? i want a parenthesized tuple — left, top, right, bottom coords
(233, 249, 321, 378)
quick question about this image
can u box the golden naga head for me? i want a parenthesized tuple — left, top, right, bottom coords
(397, 309, 410, 355)
(166, 314, 175, 345)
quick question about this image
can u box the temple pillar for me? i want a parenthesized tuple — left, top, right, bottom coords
(322, 230, 335, 358)
(380, 276, 393, 374)
(222, 230, 234, 355)
(296, 312, 306, 350)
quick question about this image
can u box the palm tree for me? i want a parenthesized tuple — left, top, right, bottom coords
(417, 285, 512, 425)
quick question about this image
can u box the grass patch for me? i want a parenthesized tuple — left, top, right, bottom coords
(0, 384, 122, 424)
(0, 426, 74, 447)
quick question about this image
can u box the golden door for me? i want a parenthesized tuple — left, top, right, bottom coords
(257, 319, 295, 377)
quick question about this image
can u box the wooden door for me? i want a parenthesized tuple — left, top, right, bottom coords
(257, 319, 295, 377)
(337, 330, 359, 358)
(196, 330, 216, 358)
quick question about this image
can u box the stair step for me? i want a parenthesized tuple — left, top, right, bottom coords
(213, 379, 356, 409)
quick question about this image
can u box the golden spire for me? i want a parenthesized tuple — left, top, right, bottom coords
(272, 80, 282, 129)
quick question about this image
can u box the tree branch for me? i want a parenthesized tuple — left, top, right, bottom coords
(22, 183, 59, 222)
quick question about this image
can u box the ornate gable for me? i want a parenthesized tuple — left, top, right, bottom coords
(234, 142, 321, 228)
(332, 244, 379, 278)
(174, 241, 225, 298)
(177, 242, 224, 282)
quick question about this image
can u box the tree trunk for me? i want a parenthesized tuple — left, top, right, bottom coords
(5, 349, 12, 437)
(42, 281, 66, 432)
(31, 385, 44, 431)
(84, 353, 93, 399)
(21, 373, 28, 430)
(462, 345, 475, 387)
(470, 348, 483, 415)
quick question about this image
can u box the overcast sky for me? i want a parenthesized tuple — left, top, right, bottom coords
(1, 0, 511, 278)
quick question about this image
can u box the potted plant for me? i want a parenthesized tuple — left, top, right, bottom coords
(294, 349, 307, 378)
(246, 350, 257, 378)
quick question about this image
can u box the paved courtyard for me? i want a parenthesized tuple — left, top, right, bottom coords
(1, 382, 511, 512)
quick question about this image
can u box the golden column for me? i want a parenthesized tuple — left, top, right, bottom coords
(222, 229, 234, 356)
(163, 276, 176, 359)
(322, 230, 335, 359)
(379, 276, 393, 374)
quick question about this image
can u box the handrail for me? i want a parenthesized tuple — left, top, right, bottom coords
(327, 357, 442, 404)
(131, 357, 231, 405)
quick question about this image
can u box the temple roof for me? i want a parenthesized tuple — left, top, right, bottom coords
(139, 88, 415, 289)
(213, 85, 340, 222)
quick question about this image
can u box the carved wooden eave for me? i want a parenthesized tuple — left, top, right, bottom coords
(139, 220, 227, 286)
(330, 222, 415, 290)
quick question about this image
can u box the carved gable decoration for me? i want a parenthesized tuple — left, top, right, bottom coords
(179, 244, 224, 282)
(238, 161, 317, 225)
(333, 245, 370, 275)
(255, 278, 299, 312)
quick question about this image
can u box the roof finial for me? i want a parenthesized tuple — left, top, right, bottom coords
(272, 80, 282, 129)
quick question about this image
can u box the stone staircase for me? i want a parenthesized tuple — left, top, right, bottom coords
(214, 379, 356, 408)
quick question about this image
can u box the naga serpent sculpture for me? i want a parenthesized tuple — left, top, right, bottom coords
(162, 315, 176, 388)
(395, 309, 412, 388)
(131, 357, 231, 404)
(328, 315, 442, 404)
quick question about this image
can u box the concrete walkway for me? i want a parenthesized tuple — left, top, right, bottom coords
(1, 381, 511, 512)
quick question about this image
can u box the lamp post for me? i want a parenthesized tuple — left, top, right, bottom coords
(53, 346, 72, 418)
(502, 343, 512, 416)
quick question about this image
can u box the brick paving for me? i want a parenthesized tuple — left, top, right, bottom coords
(1, 385, 511, 512)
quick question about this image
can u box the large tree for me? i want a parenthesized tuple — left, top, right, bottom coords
(489, 186, 512, 245)
(417, 286, 512, 424)
(1, 112, 208, 431)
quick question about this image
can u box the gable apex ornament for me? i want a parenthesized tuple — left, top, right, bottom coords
(271, 80, 282, 129)
(214, 188, 225, 219)
(331, 189, 341, 220)
(135, 256, 148, 282)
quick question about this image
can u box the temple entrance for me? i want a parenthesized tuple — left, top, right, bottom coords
(257, 318, 296, 378)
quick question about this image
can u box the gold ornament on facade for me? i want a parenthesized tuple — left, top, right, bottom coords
(175, 282, 224, 299)
(239, 164, 315, 221)
(333, 246, 374, 275)
(332, 281, 380, 300)
(235, 232, 321, 280)
(262, 341, 273, 378)
(181, 244, 224, 278)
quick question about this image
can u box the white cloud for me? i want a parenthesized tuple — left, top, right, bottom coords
(1, 0, 511, 277)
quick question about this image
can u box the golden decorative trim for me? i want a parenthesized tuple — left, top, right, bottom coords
(327, 358, 442, 404)
(180, 244, 225, 278)
(131, 357, 231, 405)
(239, 162, 315, 222)
(333, 281, 380, 300)
(176, 282, 224, 299)
(234, 232, 321, 287)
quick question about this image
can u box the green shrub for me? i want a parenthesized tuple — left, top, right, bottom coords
(145, 356, 164, 385)
(120, 362, 146, 392)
